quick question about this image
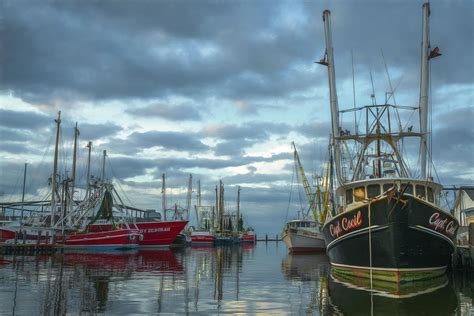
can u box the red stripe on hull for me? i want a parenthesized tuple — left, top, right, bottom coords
(88, 221, 188, 247)
(64, 229, 139, 248)
(191, 235, 216, 244)
(0, 229, 16, 243)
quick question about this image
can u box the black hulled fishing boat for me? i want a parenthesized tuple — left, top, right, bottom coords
(318, 3, 458, 283)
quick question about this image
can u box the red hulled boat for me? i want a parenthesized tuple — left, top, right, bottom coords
(63, 228, 140, 249)
(88, 220, 188, 248)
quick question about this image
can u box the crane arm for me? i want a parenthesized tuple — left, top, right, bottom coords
(292, 142, 319, 222)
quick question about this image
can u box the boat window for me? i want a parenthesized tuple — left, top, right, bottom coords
(346, 189, 353, 204)
(427, 187, 434, 202)
(383, 183, 395, 192)
(367, 184, 381, 198)
(401, 183, 413, 195)
(415, 185, 426, 199)
(354, 186, 365, 201)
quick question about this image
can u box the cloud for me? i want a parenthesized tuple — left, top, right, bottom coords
(108, 130, 209, 155)
(126, 102, 202, 121)
(0, 109, 50, 131)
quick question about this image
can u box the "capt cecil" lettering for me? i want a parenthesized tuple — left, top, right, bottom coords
(429, 212, 457, 236)
(329, 210, 362, 238)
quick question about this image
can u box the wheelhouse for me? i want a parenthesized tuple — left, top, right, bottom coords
(337, 178, 442, 211)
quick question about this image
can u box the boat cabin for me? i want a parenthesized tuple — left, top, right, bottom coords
(336, 178, 443, 211)
(285, 220, 319, 230)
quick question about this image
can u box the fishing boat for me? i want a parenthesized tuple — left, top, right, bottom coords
(318, 3, 458, 283)
(77, 186, 188, 248)
(191, 230, 216, 245)
(281, 143, 328, 253)
(190, 181, 216, 245)
(240, 227, 256, 243)
(282, 219, 325, 253)
(63, 228, 140, 249)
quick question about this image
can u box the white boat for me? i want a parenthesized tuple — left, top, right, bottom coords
(282, 219, 326, 253)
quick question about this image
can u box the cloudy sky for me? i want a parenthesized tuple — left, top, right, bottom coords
(0, 0, 472, 235)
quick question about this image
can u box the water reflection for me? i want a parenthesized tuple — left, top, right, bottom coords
(0, 243, 472, 314)
(328, 271, 458, 315)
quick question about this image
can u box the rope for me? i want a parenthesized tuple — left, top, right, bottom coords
(368, 199, 374, 316)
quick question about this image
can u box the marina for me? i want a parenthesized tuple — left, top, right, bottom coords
(1, 0, 472, 314)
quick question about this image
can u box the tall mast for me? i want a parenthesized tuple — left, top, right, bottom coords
(236, 186, 241, 232)
(101, 150, 107, 182)
(51, 111, 61, 228)
(85, 141, 92, 199)
(197, 180, 201, 207)
(215, 185, 219, 231)
(70, 123, 79, 208)
(186, 174, 192, 221)
(321, 10, 343, 184)
(195, 179, 201, 225)
(162, 173, 167, 221)
(419, 2, 431, 180)
(20, 162, 27, 226)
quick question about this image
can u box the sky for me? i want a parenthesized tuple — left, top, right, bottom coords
(0, 0, 473, 235)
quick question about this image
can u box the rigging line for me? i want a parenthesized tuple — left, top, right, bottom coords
(428, 61, 434, 178)
(351, 50, 357, 134)
(369, 71, 377, 105)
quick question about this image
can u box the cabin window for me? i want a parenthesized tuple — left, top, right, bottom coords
(383, 183, 395, 192)
(354, 186, 366, 201)
(427, 187, 434, 202)
(416, 185, 426, 199)
(401, 183, 413, 195)
(367, 184, 381, 198)
(346, 189, 353, 204)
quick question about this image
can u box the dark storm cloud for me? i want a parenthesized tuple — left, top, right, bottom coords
(106, 156, 156, 180)
(0, 127, 32, 142)
(0, 109, 50, 130)
(108, 130, 209, 155)
(202, 121, 292, 141)
(432, 106, 474, 184)
(72, 122, 123, 141)
(126, 103, 202, 121)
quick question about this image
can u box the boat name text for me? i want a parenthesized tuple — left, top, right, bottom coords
(329, 211, 362, 238)
(139, 227, 171, 234)
(428, 212, 457, 236)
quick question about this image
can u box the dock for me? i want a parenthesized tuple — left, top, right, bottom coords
(455, 223, 474, 271)
(0, 244, 57, 255)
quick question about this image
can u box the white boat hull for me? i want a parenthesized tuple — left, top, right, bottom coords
(282, 228, 326, 253)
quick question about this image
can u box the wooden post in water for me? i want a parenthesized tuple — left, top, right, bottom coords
(265, 234, 268, 242)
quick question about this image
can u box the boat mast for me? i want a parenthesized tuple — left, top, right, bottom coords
(419, 2, 431, 180)
(236, 186, 241, 232)
(195, 179, 201, 226)
(51, 111, 61, 228)
(101, 150, 107, 182)
(186, 174, 192, 221)
(321, 10, 343, 184)
(70, 123, 79, 210)
(85, 141, 92, 199)
(20, 162, 27, 226)
(162, 173, 167, 221)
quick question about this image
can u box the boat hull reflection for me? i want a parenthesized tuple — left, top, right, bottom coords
(328, 269, 458, 315)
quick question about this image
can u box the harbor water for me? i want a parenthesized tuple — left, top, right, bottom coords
(0, 242, 472, 315)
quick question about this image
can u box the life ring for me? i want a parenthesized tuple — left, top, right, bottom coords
(129, 235, 136, 240)
(138, 234, 144, 241)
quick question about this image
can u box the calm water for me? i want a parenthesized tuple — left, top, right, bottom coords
(0, 242, 473, 315)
